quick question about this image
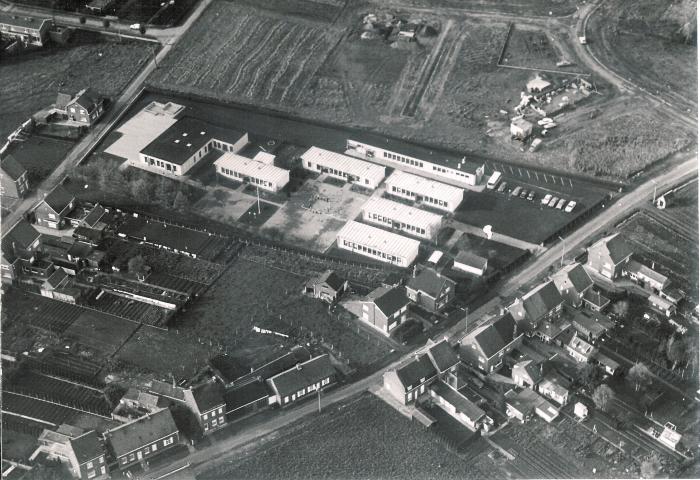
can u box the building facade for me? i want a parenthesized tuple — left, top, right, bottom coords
(384, 171, 464, 212)
(383, 354, 438, 405)
(301, 147, 386, 189)
(336, 220, 420, 267)
(342, 286, 410, 336)
(34, 184, 76, 229)
(266, 355, 336, 406)
(460, 313, 523, 373)
(105, 409, 179, 470)
(586, 233, 633, 280)
(214, 152, 289, 192)
(406, 267, 456, 313)
(361, 196, 443, 241)
(0, 14, 52, 46)
(1, 155, 29, 198)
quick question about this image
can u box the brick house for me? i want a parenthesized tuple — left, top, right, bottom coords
(565, 335, 597, 363)
(68, 431, 108, 479)
(1, 219, 41, 283)
(586, 233, 633, 280)
(508, 281, 564, 329)
(551, 263, 593, 307)
(266, 354, 336, 407)
(184, 381, 227, 434)
(34, 184, 76, 229)
(425, 339, 460, 376)
(60, 88, 105, 127)
(460, 312, 523, 373)
(383, 354, 438, 405)
(303, 270, 348, 304)
(0, 14, 52, 47)
(406, 267, 456, 313)
(342, 286, 410, 336)
(1, 154, 29, 198)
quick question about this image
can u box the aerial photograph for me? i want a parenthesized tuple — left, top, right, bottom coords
(0, 0, 697, 478)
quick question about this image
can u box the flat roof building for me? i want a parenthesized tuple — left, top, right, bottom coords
(385, 171, 464, 212)
(214, 152, 289, 193)
(346, 138, 484, 188)
(301, 146, 385, 189)
(336, 220, 420, 267)
(361, 196, 443, 241)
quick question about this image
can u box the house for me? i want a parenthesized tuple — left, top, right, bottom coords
(336, 220, 420, 267)
(361, 196, 443, 241)
(533, 318, 572, 346)
(1, 219, 41, 283)
(624, 260, 670, 293)
(67, 431, 108, 479)
(303, 270, 348, 304)
(649, 293, 676, 317)
(460, 312, 523, 373)
(658, 287, 684, 307)
(214, 152, 289, 193)
(508, 281, 564, 329)
(184, 381, 227, 434)
(453, 251, 488, 276)
(406, 267, 456, 313)
(223, 380, 269, 419)
(655, 193, 671, 210)
(658, 423, 682, 450)
(62, 89, 105, 127)
(208, 354, 248, 386)
(512, 359, 544, 388)
(582, 289, 611, 312)
(266, 354, 336, 406)
(40, 268, 70, 298)
(301, 146, 386, 189)
(144, 380, 187, 405)
(233, 346, 312, 386)
(0, 14, 53, 47)
(510, 118, 534, 140)
(80, 203, 111, 235)
(505, 388, 559, 423)
(383, 354, 438, 405)
(34, 184, 76, 229)
(592, 352, 620, 375)
(113, 388, 161, 421)
(551, 263, 593, 307)
(566, 335, 597, 363)
(425, 339, 460, 376)
(537, 372, 570, 406)
(104, 408, 179, 470)
(343, 285, 410, 336)
(383, 170, 464, 212)
(1, 154, 29, 198)
(35, 424, 85, 464)
(429, 381, 493, 432)
(586, 233, 633, 280)
(570, 310, 614, 342)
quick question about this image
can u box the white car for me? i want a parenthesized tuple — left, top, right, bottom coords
(130, 23, 141, 30)
(565, 200, 577, 213)
(541, 193, 552, 205)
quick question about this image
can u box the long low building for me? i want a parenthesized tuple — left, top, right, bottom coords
(361, 196, 442, 241)
(336, 221, 420, 267)
(301, 146, 386, 189)
(346, 138, 484, 187)
(384, 171, 464, 212)
(214, 152, 289, 193)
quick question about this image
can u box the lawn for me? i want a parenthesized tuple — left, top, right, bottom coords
(237, 200, 279, 227)
(0, 30, 154, 140)
(3, 135, 74, 183)
(199, 392, 481, 480)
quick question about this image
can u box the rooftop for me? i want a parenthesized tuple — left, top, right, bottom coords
(518, 281, 563, 321)
(1, 154, 26, 181)
(395, 354, 437, 390)
(431, 381, 486, 421)
(367, 285, 411, 317)
(69, 431, 104, 464)
(308, 270, 345, 292)
(214, 152, 289, 185)
(455, 251, 488, 271)
(362, 196, 443, 228)
(386, 170, 464, 200)
(589, 233, 633, 264)
(567, 335, 596, 357)
(466, 312, 521, 359)
(41, 184, 75, 214)
(627, 259, 669, 285)
(551, 263, 592, 293)
(0, 13, 52, 29)
(426, 339, 459, 373)
(105, 409, 178, 458)
(190, 381, 225, 413)
(406, 267, 455, 299)
(1, 219, 40, 258)
(267, 354, 336, 398)
(237, 346, 312, 385)
(302, 146, 386, 180)
(337, 220, 420, 259)
(208, 354, 248, 384)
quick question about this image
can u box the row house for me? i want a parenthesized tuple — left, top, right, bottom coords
(383, 354, 438, 405)
(184, 381, 227, 434)
(551, 263, 593, 308)
(1, 218, 41, 283)
(0, 14, 52, 47)
(460, 312, 523, 373)
(508, 280, 564, 330)
(266, 354, 337, 406)
(406, 267, 456, 313)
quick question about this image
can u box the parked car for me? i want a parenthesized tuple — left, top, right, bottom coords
(556, 198, 566, 209)
(527, 191, 536, 201)
(519, 189, 528, 199)
(497, 182, 508, 193)
(548, 196, 559, 208)
(130, 23, 141, 30)
(565, 200, 577, 213)
(541, 193, 552, 205)
(511, 186, 522, 197)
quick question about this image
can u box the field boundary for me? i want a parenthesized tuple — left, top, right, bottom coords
(497, 64, 591, 77)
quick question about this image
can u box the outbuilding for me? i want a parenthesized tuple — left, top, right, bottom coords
(336, 221, 420, 267)
(453, 251, 488, 276)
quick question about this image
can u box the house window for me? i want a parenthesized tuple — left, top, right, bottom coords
(203, 413, 208, 419)
(100, 467, 106, 475)
(87, 461, 94, 469)
(128, 454, 135, 462)
(284, 396, 289, 404)
(121, 458, 127, 465)
(87, 470, 96, 479)
(219, 417, 224, 423)
(204, 424, 209, 431)
(218, 407, 223, 414)
(99, 458, 104, 464)
(163, 437, 174, 446)
(212, 419, 218, 427)
(48, 213, 56, 220)
(152, 444, 158, 452)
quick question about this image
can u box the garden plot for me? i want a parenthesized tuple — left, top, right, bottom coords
(3, 291, 83, 334)
(63, 310, 140, 359)
(264, 179, 368, 251)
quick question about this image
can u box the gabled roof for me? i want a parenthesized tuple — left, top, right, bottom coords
(1, 154, 26, 181)
(455, 251, 488, 271)
(431, 381, 485, 421)
(82, 204, 106, 228)
(190, 382, 225, 413)
(395, 354, 437, 391)
(67, 88, 102, 113)
(552, 263, 592, 294)
(223, 380, 269, 412)
(44, 268, 69, 289)
(267, 354, 335, 398)
(368, 286, 410, 318)
(145, 380, 185, 402)
(56, 92, 72, 110)
(105, 409, 178, 458)
(41, 184, 75, 215)
(309, 270, 345, 292)
(521, 281, 563, 321)
(69, 431, 104, 464)
(567, 335, 595, 357)
(571, 311, 613, 337)
(538, 372, 570, 397)
(0, 14, 52, 30)
(468, 312, 521, 359)
(589, 233, 633, 264)
(626, 260, 669, 285)
(122, 388, 159, 409)
(239, 346, 312, 384)
(512, 359, 544, 385)
(67, 241, 93, 259)
(208, 354, 248, 384)
(407, 268, 455, 298)
(1, 219, 40, 258)
(426, 340, 459, 373)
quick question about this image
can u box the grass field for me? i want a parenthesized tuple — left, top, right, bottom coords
(4, 135, 74, 183)
(199, 392, 484, 480)
(501, 25, 567, 70)
(0, 30, 154, 141)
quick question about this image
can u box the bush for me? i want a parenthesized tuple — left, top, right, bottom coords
(79, 16, 86, 24)
(139, 24, 146, 35)
(103, 19, 110, 28)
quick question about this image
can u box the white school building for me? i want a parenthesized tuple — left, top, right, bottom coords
(301, 147, 386, 189)
(346, 139, 484, 187)
(336, 221, 420, 267)
(214, 153, 289, 193)
(361, 197, 443, 241)
(384, 171, 464, 212)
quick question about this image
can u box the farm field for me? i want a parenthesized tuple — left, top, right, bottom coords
(231, 0, 347, 22)
(375, 0, 579, 16)
(199, 392, 492, 480)
(0, 30, 154, 140)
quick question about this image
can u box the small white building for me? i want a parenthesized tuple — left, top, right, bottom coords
(336, 221, 420, 267)
(301, 146, 385, 189)
(361, 196, 443, 241)
(384, 171, 464, 212)
(346, 139, 484, 187)
(510, 118, 534, 140)
(453, 251, 488, 276)
(214, 153, 289, 193)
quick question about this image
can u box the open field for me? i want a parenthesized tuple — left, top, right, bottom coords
(501, 25, 569, 70)
(230, 0, 347, 23)
(199, 392, 488, 480)
(63, 310, 140, 358)
(0, 30, 154, 140)
(374, 0, 579, 16)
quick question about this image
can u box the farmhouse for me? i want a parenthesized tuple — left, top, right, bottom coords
(453, 251, 488, 276)
(266, 354, 336, 406)
(303, 270, 348, 304)
(0, 14, 52, 47)
(508, 281, 564, 329)
(104, 408, 179, 470)
(624, 260, 670, 293)
(342, 286, 410, 336)
(361, 196, 443, 241)
(1, 218, 41, 284)
(59, 88, 105, 127)
(1, 154, 29, 198)
(586, 233, 633, 280)
(551, 263, 593, 307)
(429, 381, 493, 432)
(301, 147, 386, 189)
(383, 354, 438, 405)
(67, 431, 108, 480)
(214, 152, 289, 193)
(460, 312, 523, 373)
(336, 220, 420, 267)
(34, 184, 76, 229)
(406, 267, 456, 313)
(346, 139, 485, 188)
(565, 335, 596, 363)
(184, 381, 227, 434)
(384, 171, 464, 212)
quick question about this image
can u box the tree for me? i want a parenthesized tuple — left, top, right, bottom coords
(172, 189, 188, 211)
(102, 18, 110, 28)
(79, 15, 86, 24)
(667, 335, 689, 370)
(127, 255, 146, 275)
(611, 299, 629, 319)
(155, 178, 174, 208)
(592, 384, 614, 412)
(139, 24, 146, 35)
(628, 362, 652, 392)
(640, 452, 663, 478)
(103, 382, 127, 408)
(578, 363, 603, 391)
(130, 177, 151, 204)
